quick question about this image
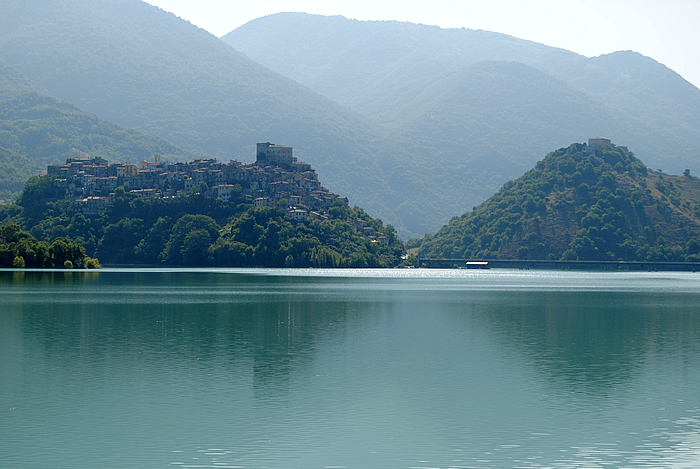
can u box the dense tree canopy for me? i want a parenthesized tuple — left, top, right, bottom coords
(419, 143, 700, 262)
(1, 175, 405, 268)
(0, 223, 94, 268)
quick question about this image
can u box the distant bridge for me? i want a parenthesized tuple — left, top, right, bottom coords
(418, 258, 700, 272)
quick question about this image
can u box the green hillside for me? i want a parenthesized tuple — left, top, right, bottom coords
(0, 1, 374, 158)
(0, 171, 405, 269)
(4, 3, 699, 238)
(0, 1, 375, 159)
(0, 61, 201, 203)
(0, 0, 428, 236)
(0, 147, 34, 204)
(418, 141, 700, 262)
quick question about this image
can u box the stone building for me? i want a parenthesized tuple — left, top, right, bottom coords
(256, 142, 294, 168)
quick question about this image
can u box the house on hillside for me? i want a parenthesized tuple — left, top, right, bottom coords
(72, 196, 108, 215)
(212, 184, 238, 203)
(43, 143, 345, 220)
(586, 137, 628, 153)
(286, 208, 309, 221)
(254, 197, 274, 208)
(587, 136, 611, 148)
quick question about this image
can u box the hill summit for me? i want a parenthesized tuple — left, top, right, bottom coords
(4, 143, 404, 268)
(418, 139, 700, 262)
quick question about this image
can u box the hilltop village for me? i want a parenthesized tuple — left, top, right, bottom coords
(47, 142, 351, 223)
(3, 142, 403, 268)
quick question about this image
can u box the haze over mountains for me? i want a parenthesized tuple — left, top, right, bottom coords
(224, 13, 700, 174)
(0, 0, 421, 232)
(225, 13, 700, 136)
(1, 2, 699, 238)
(0, 61, 201, 202)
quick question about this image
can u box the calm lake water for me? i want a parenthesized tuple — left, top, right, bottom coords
(1, 268, 700, 468)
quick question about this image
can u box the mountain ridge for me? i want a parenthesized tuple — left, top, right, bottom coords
(0, 0, 425, 234)
(223, 12, 700, 175)
(2, 3, 699, 238)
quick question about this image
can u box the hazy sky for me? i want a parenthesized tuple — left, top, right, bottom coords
(145, 0, 700, 89)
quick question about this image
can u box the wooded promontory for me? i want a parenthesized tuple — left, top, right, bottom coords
(418, 139, 700, 262)
(1, 143, 404, 268)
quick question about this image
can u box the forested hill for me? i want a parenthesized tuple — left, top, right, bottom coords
(0, 159, 405, 268)
(0, 0, 420, 236)
(4, 3, 700, 238)
(418, 142, 700, 262)
(0, 61, 202, 203)
(224, 13, 700, 237)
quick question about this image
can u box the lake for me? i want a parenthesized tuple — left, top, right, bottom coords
(1, 268, 700, 468)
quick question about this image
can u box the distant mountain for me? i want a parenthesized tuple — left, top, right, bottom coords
(224, 13, 572, 123)
(0, 62, 50, 202)
(545, 50, 700, 132)
(3, 4, 700, 238)
(0, 61, 201, 203)
(0, 60, 47, 94)
(0, 2, 377, 158)
(0, 0, 432, 236)
(224, 13, 700, 176)
(418, 141, 700, 261)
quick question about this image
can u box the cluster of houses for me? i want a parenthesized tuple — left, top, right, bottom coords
(46, 143, 350, 224)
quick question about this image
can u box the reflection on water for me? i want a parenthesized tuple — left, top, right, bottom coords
(1, 268, 700, 468)
(465, 290, 700, 398)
